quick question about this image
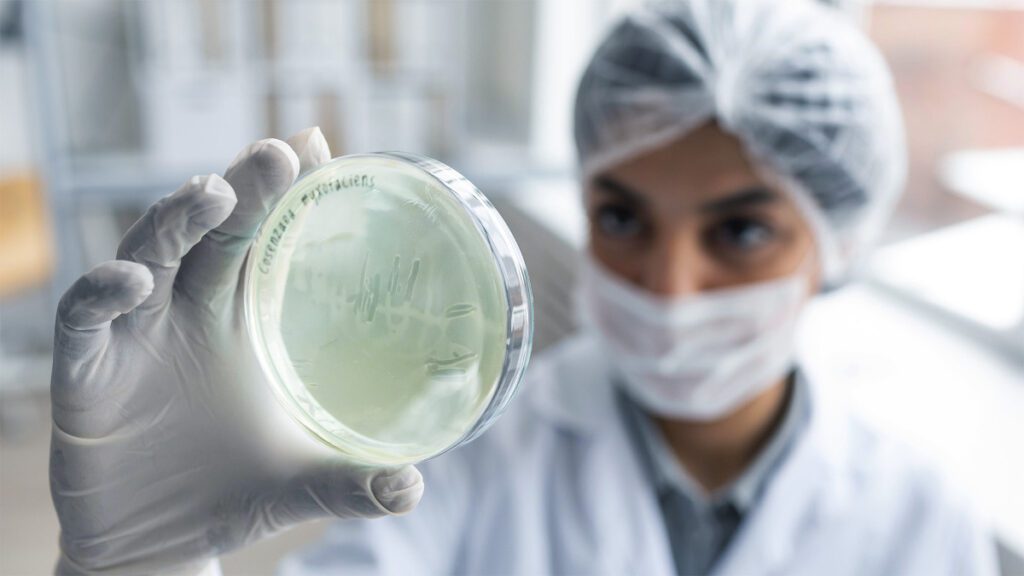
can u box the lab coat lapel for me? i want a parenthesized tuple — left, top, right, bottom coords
(584, 393, 678, 575)
(531, 337, 678, 575)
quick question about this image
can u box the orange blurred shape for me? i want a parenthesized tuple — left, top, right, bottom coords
(0, 174, 53, 298)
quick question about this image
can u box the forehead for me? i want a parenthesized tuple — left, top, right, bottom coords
(594, 122, 769, 208)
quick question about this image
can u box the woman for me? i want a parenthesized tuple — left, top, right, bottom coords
(49, 0, 996, 574)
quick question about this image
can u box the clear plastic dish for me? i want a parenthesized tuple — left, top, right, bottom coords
(244, 152, 533, 465)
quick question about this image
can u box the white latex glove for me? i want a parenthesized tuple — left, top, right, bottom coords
(49, 128, 424, 575)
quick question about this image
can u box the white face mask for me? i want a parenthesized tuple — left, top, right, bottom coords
(578, 254, 811, 421)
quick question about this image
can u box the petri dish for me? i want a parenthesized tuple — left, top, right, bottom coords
(244, 152, 533, 466)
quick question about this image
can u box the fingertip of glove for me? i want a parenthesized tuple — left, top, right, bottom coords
(202, 173, 236, 201)
(119, 263, 155, 308)
(307, 128, 331, 165)
(80, 260, 154, 313)
(256, 138, 301, 183)
(224, 138, 300, 190)
(104, 260, 154, 293)
(370, 466, 424, 515)
(286, 125, 322, 148)
(287, 126, 331, 168)
(189, 174, 238, 228)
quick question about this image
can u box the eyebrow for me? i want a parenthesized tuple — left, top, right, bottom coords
(594, 176, 779, 214)
(700, 187, 780, 213)
(593, 176, 647, 206)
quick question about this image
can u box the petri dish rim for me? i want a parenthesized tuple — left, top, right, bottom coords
(242, 151, 534, 465)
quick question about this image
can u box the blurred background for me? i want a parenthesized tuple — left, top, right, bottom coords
(0, 0, 1021, 574)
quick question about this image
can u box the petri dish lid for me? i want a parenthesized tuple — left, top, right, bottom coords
(244, 152, 533, 465)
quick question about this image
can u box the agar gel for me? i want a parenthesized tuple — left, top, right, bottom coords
(247, 156, 510, 464)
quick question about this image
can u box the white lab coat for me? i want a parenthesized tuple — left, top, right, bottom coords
(279, 335, 999, 576)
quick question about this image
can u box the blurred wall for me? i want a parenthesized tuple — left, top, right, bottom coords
(869, 4, 1024, 240)
(1, 0, 52, 353)
(0, 1, 31, 170)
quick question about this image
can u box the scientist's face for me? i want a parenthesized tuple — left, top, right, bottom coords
(586, 122, 820, 295)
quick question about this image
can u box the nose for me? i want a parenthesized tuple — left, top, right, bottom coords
(641, 233, 704, 297)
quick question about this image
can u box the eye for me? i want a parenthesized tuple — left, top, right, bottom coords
(594, 203, 644, 238)
(706, 216, 777, 253)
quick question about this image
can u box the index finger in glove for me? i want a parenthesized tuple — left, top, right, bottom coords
(116, 174, 236, 315)
(177, 139, 299, 308)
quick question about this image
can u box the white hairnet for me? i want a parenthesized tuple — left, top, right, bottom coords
(574, 0, 906, 284)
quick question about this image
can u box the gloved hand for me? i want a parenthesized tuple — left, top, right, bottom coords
(49, 128, 424, 575)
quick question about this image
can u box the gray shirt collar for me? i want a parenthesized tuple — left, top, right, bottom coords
(620, 371, 810, 514)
